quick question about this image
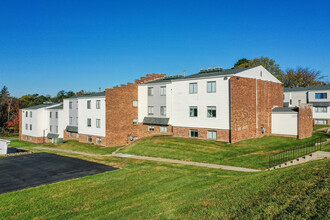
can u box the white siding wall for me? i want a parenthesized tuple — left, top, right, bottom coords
(271, 113, 298, 136)
(313, 106, 330, 119)
(21, 108, 47, 137)
(283, 91, 307, 107)
(235, 66, 281, 83)
(308, 90, 330, 102)
(78, 97, 106, 137)
(171, 77, 230, 129)
(138, 85, 148, 123)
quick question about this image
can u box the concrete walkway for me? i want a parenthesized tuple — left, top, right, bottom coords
(33, 146, 260, 172)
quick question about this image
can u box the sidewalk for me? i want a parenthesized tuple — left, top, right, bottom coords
(33, 146, 260, 172)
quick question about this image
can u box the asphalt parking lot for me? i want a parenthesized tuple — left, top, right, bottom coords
(0, 153, 117, 194)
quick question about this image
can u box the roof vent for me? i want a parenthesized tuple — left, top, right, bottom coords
(43, 101, 53, 105)
(200, 68, 207, 73)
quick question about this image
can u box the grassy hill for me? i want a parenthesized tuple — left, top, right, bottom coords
(0, 153, 328, 219)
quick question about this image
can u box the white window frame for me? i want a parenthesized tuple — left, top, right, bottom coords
(190, 106, 198, 117)
(160, 126, 167, 133)
(160, 86, 166, 96)
(148, 106, 154, 115)
(96, 119, 101, 128)
(207, 81, 216, 93)
(88, 136, 92, 143)
(133, 119, 138, 125)
(96, 137, 102, 145)
(69, 101, 73, 109)
(207, 131, 217, 140)
(315, 120, 328, 125)
(160, 106, 166, 116)
(96, 100, 101, 109)
(30, 111, 32, 118)
(87, 118, 92, 127)
(87, 100, 91, 109)
(69, 117, 73, 125)
(148, 87, 154, 96)
(148, 126, 154, 132)
(50, 125, 52, 132)
(315, 107, 327, 113)
(189, 83, 198, 94)
(207, 106, 217, 118)
(25, 111, 28, 117)
(133, 100, 138, 107)
(190, 130, 198, 138)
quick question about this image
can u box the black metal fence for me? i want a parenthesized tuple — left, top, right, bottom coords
(268, 137, 322, 168)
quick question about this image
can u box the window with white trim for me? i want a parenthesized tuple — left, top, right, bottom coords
(69, 117, 73, 125)
(207, 131, 217, 140)
(148, 126, 154, 132)
(50, 112, 52, 118)
(30, 124, 32, 130)
(50, 125, 52, 132)
(207, 81, 216, 93)
(26, 111, 28, 117)
(87, 100, 91, 109)
(96, 137, 102, 145)
(96, 119, 101, 128)
(160, 126, 167, 133)
(189, 83, 198, 94)
(160, 106, 166, 116)
(96, 100, 101, 109)
(190, 130, 198, 138)
(133, 100, 138, 107)
(190, 106, 198, 117)
(30, 111, 32, 117)
(69, 101, 73, 109)
(87, 118, 91, 127)
(315, 93, 327, 99)
(148, 87, 154, 96)
(160, 86, 166, 96)
(315, 107, 327, 113)
(315, 120, 328, 125)
(70, 132, 73, 137)
(133, 119, 138, 125)
(207, 106, 216, 118)
(88, 136, 92, 142)
(148, 106, 154, 115)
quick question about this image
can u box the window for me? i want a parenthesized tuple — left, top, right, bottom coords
(56, 126, 58, 133)
(148, 87, 154, 96)
(26, 111, 28, 117)
(190, 106, 198, 117)
(70, 132, 73, 137)
(26, 136, 28, 140)
(69, 101, 73, 109)
(50, 125, 52, 132)
(87, 100, 91, 109)
(30, 124, 32, 130)
(87, 118, 92, 127)
(133, 100, 138, 107)
(76, 133, 79, 138)
(315, 93, 327, 99)
(50, 112, 52, 118)
(133, 119, 138, 125)
(96, 119, 101, 128)
(69, 117, 73, 125)
(290, 99, 292, 105)
(30, 137, 32, 141)
(55, 112, 58, 118)
(148, 106, 154, 115)
(315, 120, 328, 125)
(189, 83, 198, 94)
(148, 126, 154, 132)
(30, 111, 32, 117)
(96, 100, 101, 109)
(25, 124, 28, 130)
(76, 117, 78, 125)
(96, 137, 102, 145)
(160, 126, 167, 133)
(207, 131, 217, 140)
(88, 136, 92, 142)
(315, 107, 327, 113)
(160, 86, 166, 96)
(160, 106, 166, 116)
(190, 130, 198, 138)
(207, 106, 216, 118)
(207, 81, 216, 93)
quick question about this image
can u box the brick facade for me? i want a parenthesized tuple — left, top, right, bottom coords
(173, 126, 230, 142)
(105, 74, 166, 147)
(63, 130, 79, 141)
(230, 76, 283, 143)
(78, 133, 106, 146)
(298, 104, 313, 139)
(20, 134, 46, 143)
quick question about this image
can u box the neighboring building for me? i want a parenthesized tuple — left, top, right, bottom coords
(19, 65, 314, 146)
(19, 102, 63, 143)
(284, 85, 330, 125)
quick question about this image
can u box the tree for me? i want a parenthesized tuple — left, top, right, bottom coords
(235, 56, 284, 82)
(283, 67, 326, 87)
(1, 86, 9, 96)
(234, 58, 249, 68)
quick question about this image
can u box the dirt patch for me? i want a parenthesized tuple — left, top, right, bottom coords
(237, 151, 264, 157)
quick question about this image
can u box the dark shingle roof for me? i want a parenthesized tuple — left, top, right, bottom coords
(284, 84, 330, 92)
(66, 126, 78, 133)
(143, 117, 169, 125)
(272, 107, 298, 113)
(24, 103, 58, 110)
(47, 133, 59, 139)
(144, 66, 257, 84)
(309, 102, 330, 107)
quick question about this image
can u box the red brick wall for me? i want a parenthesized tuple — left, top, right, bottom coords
(78, 133, 106, 146)
(20, 134, 45, 143)
(230, 76, 283, 143)
(173, 126, 230, 142)
(298, 104, 313, 139)
(105, 74, 166, 147)
(63, 130, 79, 141)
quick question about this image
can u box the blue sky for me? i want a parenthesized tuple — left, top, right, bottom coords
(1, 0, 329, 97)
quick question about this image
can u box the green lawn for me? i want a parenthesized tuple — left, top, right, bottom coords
(313, 124, 329, 131)
(0, 153, 328, 219)
(121, 133, 330, 169)
(9, 140, 121, 155)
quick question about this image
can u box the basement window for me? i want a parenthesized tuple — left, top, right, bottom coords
(88, 136, 92, 143)
(160, 126, 167, 133)
(133, 119, 138, 125)
(207, 131, 217, 140)
(148, 126, 154, 132)
(96, 137, 102, 145)
(190, 130, 198, 138)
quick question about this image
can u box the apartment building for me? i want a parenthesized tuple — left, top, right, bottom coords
(19, 66, 314, 146)
(284, 85, 330, 125)
(19, 102, 63, 143)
